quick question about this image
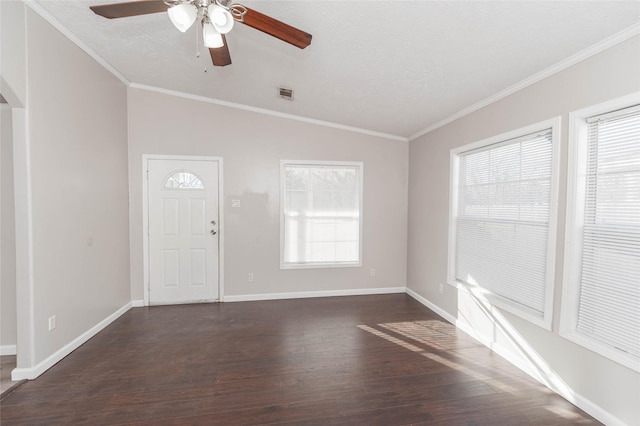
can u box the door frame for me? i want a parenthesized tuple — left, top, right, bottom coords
(142, 154, 224, 306)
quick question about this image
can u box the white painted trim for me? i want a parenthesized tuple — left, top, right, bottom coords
(571, 396, 626, 426)
(23, 1, 130, 86)
(279, 160, 364, 270)
(218, 161, 225, 302)
(18, 0, 639, 145)
(129, 83, 408, 143)
(406, 288, 502, 352)
(405, 288, 625, 426)
(0, 75, 25, 108)
(141, 155, 150, 306)
(12, 107, 36, 371)
(126, 89, 139, 305)
(142, 155, 224, 305)
(560, 92, 640, 373)
(409, 23, 640, 141)
(461, 326, 625, 426)
(11, 302, 132, 381)
(0, 345, 17, 356)
(405, 288, 457, 324)
(224, 287, 406, 302)
(447, 117, 561, 330)
(131, 300, 145, 308)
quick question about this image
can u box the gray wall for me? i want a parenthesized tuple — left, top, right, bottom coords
(407, 35, 640, 425)
(3, 3, 638, 423)
(128, 88, 409, 301)
(26, 7, 131, 365)
(3, 6, 132, 368)
(1, 106, 17, 351)
(0, 1, 27, 107)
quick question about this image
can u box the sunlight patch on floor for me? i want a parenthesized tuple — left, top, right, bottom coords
(357, 325, 424, 353)
(544, 404, 590, 421)
(357, 321, 517, 393)
(458, 282, 577, 404)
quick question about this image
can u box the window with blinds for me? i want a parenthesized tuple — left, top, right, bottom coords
(449, 119, 560, 328)
(281, 161, 363, 268)
(562, 100, 640, 371)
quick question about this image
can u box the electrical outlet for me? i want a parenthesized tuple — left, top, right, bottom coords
(48, 315, 56, 331)
(439, 283, 444, 294)
(370, 269, 376, 276)
(248, 273, 254, 282)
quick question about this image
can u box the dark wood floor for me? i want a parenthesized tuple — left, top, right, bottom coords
(1, 294, 599, 425)
(0, 355, 18, 396)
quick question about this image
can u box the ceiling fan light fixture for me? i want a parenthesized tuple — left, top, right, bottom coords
(167, 3, 197, 33)
(207, 4, 234, 34)
(203, 21, 224, 48)
(89, 0, 312, 67)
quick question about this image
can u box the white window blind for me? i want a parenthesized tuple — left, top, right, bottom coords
(282, 162, 362, 268)
(454, 129, 554, 321)
(576, 106, 640, 360)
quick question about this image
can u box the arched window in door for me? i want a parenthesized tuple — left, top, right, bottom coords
(163, 171, 204, 189)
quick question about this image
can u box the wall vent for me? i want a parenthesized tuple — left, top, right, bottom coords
(278, 87, 294, 101)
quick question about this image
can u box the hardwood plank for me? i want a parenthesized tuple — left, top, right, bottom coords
(0, 295, 600, 425)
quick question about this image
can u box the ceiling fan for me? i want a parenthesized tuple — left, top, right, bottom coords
(89, 0, 312, 67)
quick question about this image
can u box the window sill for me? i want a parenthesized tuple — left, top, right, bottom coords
(281, 262, 362, 270)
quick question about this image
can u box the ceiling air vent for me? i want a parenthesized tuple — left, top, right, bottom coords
(278, 87, 294, 101)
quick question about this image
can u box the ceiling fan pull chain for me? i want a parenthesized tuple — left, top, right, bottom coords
(196, 18, 201, 59)
(197, 13, 209, 73)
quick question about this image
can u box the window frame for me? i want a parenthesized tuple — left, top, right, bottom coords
(162, 170, 205, 190)
(280, 159, 364, 270)
(447, 117, 562, 330)
(561, 93, 640, 372)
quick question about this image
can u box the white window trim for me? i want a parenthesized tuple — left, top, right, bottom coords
(280, 159, 364, 270)
(561, 92, 640, 372)
(447, 117, 561, 330)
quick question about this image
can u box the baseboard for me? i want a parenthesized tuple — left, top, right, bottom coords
(405, 288, 624, 426)
(0, 345, 17, 356)
(405, 288, 458, 324)
(568, 393, 625, 426)
(11, 302, 133, 381)
(131, 299, 145, 307)
(223, 286, 406, 302)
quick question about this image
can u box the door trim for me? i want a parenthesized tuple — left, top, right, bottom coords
(142, 154, 224, 306)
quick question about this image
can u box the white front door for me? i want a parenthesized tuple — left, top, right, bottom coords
(147, 158, 220, 304)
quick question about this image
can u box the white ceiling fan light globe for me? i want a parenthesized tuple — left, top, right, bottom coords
(207, 4, 234, 34)
(203, 21, 224, 48)
(167, 3, 198, 32)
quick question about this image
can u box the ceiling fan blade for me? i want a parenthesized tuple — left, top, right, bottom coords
(240, 7, 312, 49)
(209, 35, 232, 67)
(90, 0, 168, 19)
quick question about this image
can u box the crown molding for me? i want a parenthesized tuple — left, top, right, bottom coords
(129, 83, 409, 142)
(21, 1, 639, 143)
(24, 0, 130, 86)
(409, 22, 640, 141)
(25, 1, 407, 142)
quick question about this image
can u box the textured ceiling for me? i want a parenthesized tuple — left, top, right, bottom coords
(33, 0, 640, 139)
